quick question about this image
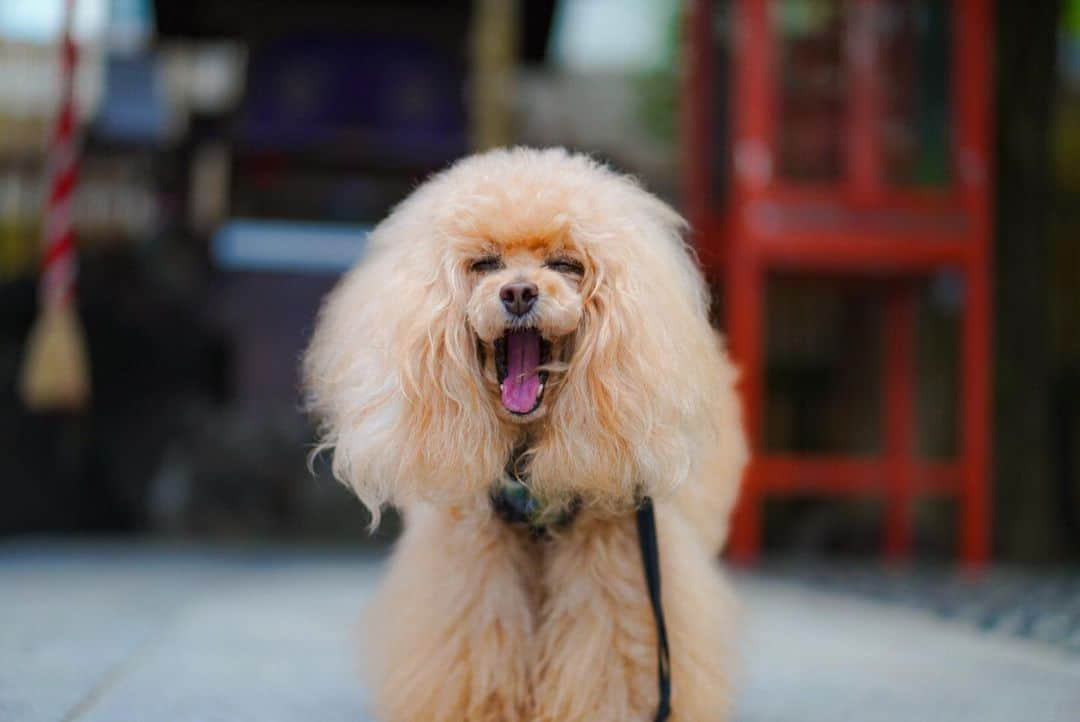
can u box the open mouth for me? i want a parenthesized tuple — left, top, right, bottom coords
(494, 328, 551, 415)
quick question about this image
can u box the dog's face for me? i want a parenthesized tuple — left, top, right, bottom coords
(464, 238, 586, 422)
(305, 148, 742, 514)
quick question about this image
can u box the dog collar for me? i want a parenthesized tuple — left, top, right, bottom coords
(490, 475, 579, 533)
(490, 447, 579, 534)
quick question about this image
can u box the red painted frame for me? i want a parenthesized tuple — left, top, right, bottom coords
(683, 0, 993, 563)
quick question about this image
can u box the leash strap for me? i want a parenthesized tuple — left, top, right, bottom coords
(636, 497, 671, 722)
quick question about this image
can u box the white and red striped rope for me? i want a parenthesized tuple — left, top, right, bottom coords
(40, 0, 79, 308)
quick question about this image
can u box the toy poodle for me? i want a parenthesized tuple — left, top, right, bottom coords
(304, 147, 747, 722)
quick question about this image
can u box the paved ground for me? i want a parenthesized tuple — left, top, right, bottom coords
(2, 540, 1079, 722)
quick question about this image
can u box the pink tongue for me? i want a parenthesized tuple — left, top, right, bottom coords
(501, 329, 542, 413)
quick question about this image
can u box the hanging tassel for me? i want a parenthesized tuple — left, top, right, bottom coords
(17, 0, 90, 412)
(19, 302, 90, 411)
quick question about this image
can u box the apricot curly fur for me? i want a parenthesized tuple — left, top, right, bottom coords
(305, 147, 747, 721)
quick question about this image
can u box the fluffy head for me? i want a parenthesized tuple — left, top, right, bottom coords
(304, 147, 737, 521)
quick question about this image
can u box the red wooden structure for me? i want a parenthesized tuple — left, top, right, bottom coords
(683, 0, 992, 563)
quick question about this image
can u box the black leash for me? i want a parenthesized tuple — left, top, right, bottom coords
(636, 497, 671, 722)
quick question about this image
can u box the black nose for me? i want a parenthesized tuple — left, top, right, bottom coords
(500, 282, 538, 317)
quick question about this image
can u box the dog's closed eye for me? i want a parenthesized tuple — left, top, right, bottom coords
(544, 257, 584, 275)
(471, 256, 504, 273)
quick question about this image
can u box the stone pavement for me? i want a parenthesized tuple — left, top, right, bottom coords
(2, 540, 1079, 722)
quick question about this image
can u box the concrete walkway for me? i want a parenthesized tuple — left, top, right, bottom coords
(3, 541, 1078, 722)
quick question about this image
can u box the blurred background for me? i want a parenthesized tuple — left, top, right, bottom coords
(0, 0, 1077, 565)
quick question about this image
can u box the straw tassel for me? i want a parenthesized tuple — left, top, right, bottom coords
(17, 0, 90, 412)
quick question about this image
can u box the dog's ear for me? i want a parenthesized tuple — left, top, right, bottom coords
(530, 182, 745, 511)
(303, 206, 510, 523)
